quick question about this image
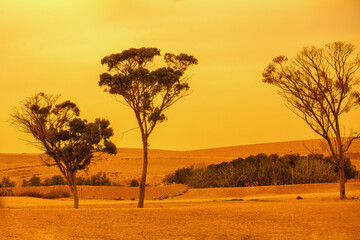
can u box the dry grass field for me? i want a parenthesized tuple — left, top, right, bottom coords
(1, 185, 360, 240)
(1, 139, 360, 239)
(1, 139, 360, 186)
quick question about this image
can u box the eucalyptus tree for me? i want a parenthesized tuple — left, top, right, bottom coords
(99, 47, 198, 207)
(262, 42, 360, 199)
(10, 93, 117, 208)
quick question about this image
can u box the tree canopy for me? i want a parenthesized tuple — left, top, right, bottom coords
(262, 41, 360, 199)
(10, 92, 117, 208)
(99, 47, 198, 207)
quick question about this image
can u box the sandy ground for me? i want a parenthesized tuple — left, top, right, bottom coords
(1, 183, 360, 240)
(1, 140, 360, 239)
(1, 197, 359, 240)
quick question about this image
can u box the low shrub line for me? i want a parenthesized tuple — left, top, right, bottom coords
(164, 153, 358, 188)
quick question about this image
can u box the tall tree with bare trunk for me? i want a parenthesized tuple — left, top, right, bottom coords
(10, 93, 117, 208)
(99, 47, 198, 208)
(262, 41, 360, 199)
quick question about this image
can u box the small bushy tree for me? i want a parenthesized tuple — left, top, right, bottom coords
(10, 93, 117, 208)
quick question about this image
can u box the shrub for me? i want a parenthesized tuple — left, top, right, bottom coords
(344, 158, 358, 179)
(21, 179, 28, 187)
(0, 177, 16, 187)
(29, 176, 42, 186)
(164, 153, 357, 188)
(130, 179, 139, 187)
(90, 172, 111, 186)
(22, 172, 114, 186)
(76, 172, 111, 186)
(44, 175, 66, 186)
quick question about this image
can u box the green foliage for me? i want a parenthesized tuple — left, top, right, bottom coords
(130, 179, 139, 187)
(164, 154, 357, 188)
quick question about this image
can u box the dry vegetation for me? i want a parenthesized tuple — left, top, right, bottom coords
(2, 139, 360, 186)
(1, 190, 360, 239)
(1, 139, 360, 239)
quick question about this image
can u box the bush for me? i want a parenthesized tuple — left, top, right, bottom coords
(164, 153, 357, 188)
(89, 172, 111, 186)
(44, 175, 66, 186)
(76, 172, 111, 186)
(21, 179, 28, 187)
(29, 176, 42, 186)
(130, 179, 139, 187)
(344, 158, 358, 179)
(0, 177, 16, 187)
(22, 172, 114, 187)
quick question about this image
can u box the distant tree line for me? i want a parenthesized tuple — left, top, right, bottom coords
(20, 172, 117, 187)
(164, 154, 358, 188)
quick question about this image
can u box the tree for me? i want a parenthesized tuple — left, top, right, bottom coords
(262, 41, 360, 199)
(99, 47, 198, 208)
(10, 93, 117, 208)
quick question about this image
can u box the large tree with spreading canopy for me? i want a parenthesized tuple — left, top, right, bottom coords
(99, 47, 198, 208)
(262, 42, 360, 199)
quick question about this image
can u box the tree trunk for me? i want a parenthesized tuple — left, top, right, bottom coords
(339, 165, 346, 200)
(72, 180, 79, 209)
(68, 172, 79, 209)
(138, 136, 148, 208)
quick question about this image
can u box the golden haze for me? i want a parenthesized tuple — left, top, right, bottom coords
(0, 0, 360, 153)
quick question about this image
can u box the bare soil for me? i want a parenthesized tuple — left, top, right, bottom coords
(1, 196, 359, 239)
(1, 140, 360, 239)
(1, 182, 360, 240)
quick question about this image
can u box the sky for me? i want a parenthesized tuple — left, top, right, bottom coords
(0, 0, 360, 153)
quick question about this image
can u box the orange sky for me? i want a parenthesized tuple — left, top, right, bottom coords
(1, 0, 360, 153)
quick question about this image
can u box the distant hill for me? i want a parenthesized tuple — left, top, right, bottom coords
(1, 139, 360, 185)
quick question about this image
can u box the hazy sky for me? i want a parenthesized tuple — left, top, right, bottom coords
(1, 0, 360, 153)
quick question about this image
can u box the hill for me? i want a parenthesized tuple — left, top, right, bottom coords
(1, 139, 360, 185)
